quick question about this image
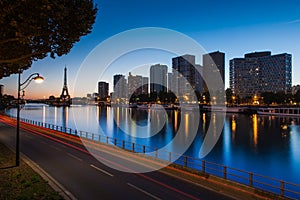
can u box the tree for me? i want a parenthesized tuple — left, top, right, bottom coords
(261, 92, 275, 105)
(149, 92, 158, 102)
(275, 91, 286, 104)
(158, 91, 168, 103)
(202, 91, 210, 104)
(0, 0, 97, 78)
(0, 94, 15, 109)
(295, 90, 300, 103)
(225, 88, 233, 104)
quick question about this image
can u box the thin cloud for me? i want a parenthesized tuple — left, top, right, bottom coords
(287, 19, 300, 24)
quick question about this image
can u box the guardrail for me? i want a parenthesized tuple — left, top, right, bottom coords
(15, 116, 300, 199)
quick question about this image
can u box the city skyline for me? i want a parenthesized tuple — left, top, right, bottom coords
(99, 50, 291, 101)
(1, 0, 300, 99)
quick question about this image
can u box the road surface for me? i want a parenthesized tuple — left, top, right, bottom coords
(0, 118, 234, 200)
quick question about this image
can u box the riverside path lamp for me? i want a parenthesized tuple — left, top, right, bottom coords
(16, 72, 44, 166)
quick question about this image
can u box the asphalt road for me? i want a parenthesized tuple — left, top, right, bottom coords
(0, 121, 233, 200)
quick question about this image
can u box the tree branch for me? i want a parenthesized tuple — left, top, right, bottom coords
(0, 51, 48, 64)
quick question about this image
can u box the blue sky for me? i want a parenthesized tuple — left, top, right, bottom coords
(1, 0, 300, 98)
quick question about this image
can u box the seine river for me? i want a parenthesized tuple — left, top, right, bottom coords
(6, 104, 300, 185)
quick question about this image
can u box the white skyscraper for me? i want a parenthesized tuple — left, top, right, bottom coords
(150, 64, 167, 93)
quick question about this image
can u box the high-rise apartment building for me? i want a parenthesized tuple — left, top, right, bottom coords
(168, 72, 175, 93)
(128, 73, 149, 96)
(113, 74, 128, 99)
(98, 81, 109, 99)
(172, 55, 202, 99)
(229, 51, 292, 98)
(202, 51, 225, 93)
(128, 72, 142, 96)
(142, 77, 149, 94)
(150, 64, 167, 93)
(194, 64, 203, 94)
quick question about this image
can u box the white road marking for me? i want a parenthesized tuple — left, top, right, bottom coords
(67, 153, 83, 162)
(127, 182, 161, 200)
(90, 164, 114, 177)
(49, 145, 61, 151)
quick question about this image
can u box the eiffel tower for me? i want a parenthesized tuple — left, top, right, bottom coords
(60, 66, 71, 106)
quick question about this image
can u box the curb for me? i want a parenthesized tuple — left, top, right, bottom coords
(21, 153, 77, 200)
(2, 140, 77, 200)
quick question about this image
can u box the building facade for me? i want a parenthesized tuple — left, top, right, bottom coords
(229, 51, 292, 98)
(194, 64, 203, 94)
(202, 51, 225, 93)
(141, 77, 149, 94)
(150, 64, 167, 93)
(128, 72, 142, 97)
(128, 73, 148, 96)
(168, 72, 175, 93)
(113, 74, 128, 100)
(171, 54, 203, 101)
(98, 81, 109, 99)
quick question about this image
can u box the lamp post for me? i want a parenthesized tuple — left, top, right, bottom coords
(232, 95, 236, 106)
(16, 72, 44, 166)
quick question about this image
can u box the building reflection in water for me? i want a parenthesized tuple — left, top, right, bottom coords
(184, 113, 189, 137)
(252, 114, 258, 148)
(128, 108, 138, 137)
(173, 110, 178, 132)
(98, 106, 108, 135)
(201, 113, 210, 136)
(213, 113, 217, 138)
(7, 105, 300, 184)
(54, 106, 57, 125)
(268, 116, 272, 127)
(223, 114, 232, 164)
(111, 107, 162, 140)
(289, 124, 300, 167)
(106, 106, 113, 134)
(42, 105, 46, 123)
(108, 107, 201, 154)
(231, 115, 236, 141)
(62, 106, 68, 128)
(149, 109, 167, 137)
(202, 113, 206, 133)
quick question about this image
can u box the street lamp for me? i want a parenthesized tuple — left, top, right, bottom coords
(253, 95, 259, 105)
(232, 95, 236, 106)
(16, 72, 44, 166)
(212, 96, 216, 105)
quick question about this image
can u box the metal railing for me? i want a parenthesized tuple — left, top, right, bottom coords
(15, 116, 300, 199)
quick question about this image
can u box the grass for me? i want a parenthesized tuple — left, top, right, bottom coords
(0, 143, 63, 200)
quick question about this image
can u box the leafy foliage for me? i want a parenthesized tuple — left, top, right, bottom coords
(0, 0, 97, 78)
(225, 88, 233, 104)
(295, 90, 300, 103)
(261, 91, 294, 105)
(261, 92, 275, 105)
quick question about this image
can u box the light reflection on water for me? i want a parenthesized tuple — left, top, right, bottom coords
(6, 104, 300, 184)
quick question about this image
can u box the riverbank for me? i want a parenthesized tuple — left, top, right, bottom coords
(0, 142, 63, 200)
(0, 117, 284, 200)
(1, 114, 295, 199)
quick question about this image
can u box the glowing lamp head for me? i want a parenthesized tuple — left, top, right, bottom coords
(33, 75, 44, 83)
